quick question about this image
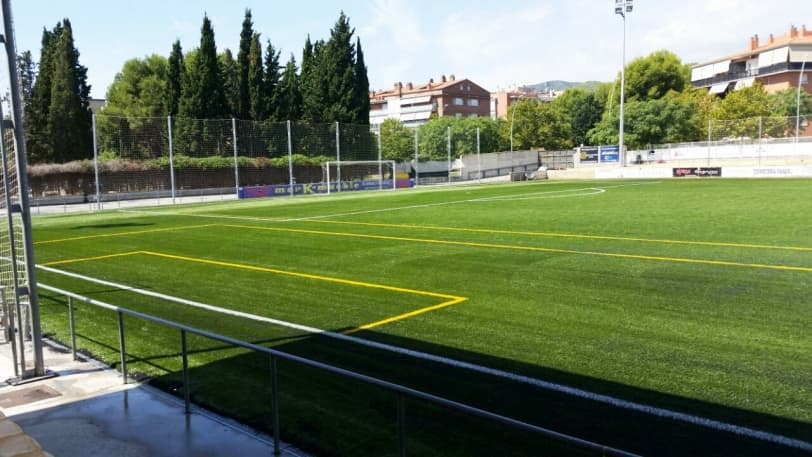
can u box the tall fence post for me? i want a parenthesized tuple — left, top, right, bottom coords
(476, 127, 481, 183)
(181, 329, 191, 414)
(336, 121, 341, 193)
(414, 128, 419, 187)
(758, 116, 763, 166)
(287, 120, 294, 198)
(1, 288, 19, 378)
(117, 311, 127, 384)
(271, 355, 281, 456)
(68, 296, 77, 361)
(447, 126, 451, 184)
(377, 129, 383, 190)
(707, 119, 712, 167)
(167, 116, 176, 204)
(232, 118, 239, 198)
(92, 114, 101, 210)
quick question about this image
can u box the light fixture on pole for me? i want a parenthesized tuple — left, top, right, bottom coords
(615, 0, 633, 165)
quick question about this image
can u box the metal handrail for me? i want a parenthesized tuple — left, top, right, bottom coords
(39, 282, 640, 457)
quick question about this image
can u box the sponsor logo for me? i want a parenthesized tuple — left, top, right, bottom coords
(672, 167, 722, 177)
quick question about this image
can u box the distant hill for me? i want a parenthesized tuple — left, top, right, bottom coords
(522, 80, 604, 92)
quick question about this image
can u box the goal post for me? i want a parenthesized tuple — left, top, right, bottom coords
(324, 160, 397, 195)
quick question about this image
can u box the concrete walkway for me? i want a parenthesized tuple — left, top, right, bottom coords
(0, 339, 307, 457)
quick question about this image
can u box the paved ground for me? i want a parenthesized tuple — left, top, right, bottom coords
(0, 339, 308, 457)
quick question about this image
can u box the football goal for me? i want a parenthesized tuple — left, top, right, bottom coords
(323, 160, 397, 195)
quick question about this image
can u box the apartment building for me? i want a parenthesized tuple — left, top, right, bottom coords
(369, 75, 490, 128)
(492, 87, 560, 119)
(691, 25, 812, 95)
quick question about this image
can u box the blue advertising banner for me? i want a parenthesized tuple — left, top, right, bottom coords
(239, 179, 399, 199)
(580, 147, 599, 163)
(599, 145, 620, 163)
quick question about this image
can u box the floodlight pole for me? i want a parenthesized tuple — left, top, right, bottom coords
(797, 60, 807, 143)
(509, 104, 516, 153)
(2, 0, 45, 377)
(615, 0, 633, 166)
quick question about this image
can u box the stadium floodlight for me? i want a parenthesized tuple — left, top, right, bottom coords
(615, 0, 633, 165)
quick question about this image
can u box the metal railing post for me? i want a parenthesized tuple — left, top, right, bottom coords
(271, 355, 281, 456)
(397, 392, 406, 457)
(181, 329, 191, 414)
(68, 296, 77, 360)
(117, 311, 127, 383)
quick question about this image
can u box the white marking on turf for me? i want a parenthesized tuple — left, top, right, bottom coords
(38, 263, 812, 452)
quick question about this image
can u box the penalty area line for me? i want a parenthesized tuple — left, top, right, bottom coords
(35, 264, 812, 452)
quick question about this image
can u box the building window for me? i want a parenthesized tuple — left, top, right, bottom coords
(468, 113, 478, 118)
(455, 113, 463, 118)
(468, 98, 479, 107)
(803, 73, 809, 85)
(453, 97, 464, 106)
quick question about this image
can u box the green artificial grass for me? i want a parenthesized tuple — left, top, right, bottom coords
(31, 179, 812, 456)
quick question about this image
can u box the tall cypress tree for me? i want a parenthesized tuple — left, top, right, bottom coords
(353, 38, 370, 125)
(300, 36, 326, 122)
(323, 12, 356, 123)
(18, 51, 36, 112)
(179, 15, 227, 119)
(275, 54, 302, 121)
(247, 33, 265, 120)
(220, 49, 239, 117)
(263, 40, 281, 121)
(166, 40, 184, 117)
(236, 9, 253, 120)
(25, 20, 91, 163)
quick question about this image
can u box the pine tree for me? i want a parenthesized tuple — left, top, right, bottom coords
(25, 20, 91, 163)
(236, 9, 253, 120)
(166, 40, 184, 117)
(300, 36, 326, 122)
(323, 12, 356, 123)
(219, 49, 239, 116)
(179, 15, 227, 119)
(247, 33, 265, 120)
(275, 54, 302, 121)
(353, 38, 370, 125)
(263, 40, 281, 120)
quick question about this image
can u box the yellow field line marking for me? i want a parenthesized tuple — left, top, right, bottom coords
(223, 223, 812, 273)
(344, 296, 468, 334)
(41, 251, 143, 266)
(306, 220, 812, 252)
(34, 224, 218, 245)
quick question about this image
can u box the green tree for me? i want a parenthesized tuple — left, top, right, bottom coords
(322, 12, 356, 123)
(380, 118, 413, 161)
(554, 88, 603, 146)
(353, 37, 370, 125)
(263, 40, 281, 120)
(103, 55, 168, 118)
(623, 50, 690, 102)
(248, 34, 265, 120)
(274, 54, 302, 121)
(505, 99, 572, 150)
(219, 49, 239, 116)
(236, 9, 253, 120)
(179, 15, 227, 119)
(18, 51, 36, 111)
(25, 20, 91, 163)
(300, 36, 326, 122)
(166, 40, 184, 117)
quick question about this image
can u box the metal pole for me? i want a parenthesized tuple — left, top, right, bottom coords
(447, 126, 451, 184)
(1, 288, 18, 377)
(707, 119, 712, 167)
(509, 104, 516, 153)
(232, 118, 239, 197)
(758, 116, 763, 166)
(797, 60, 807, 144)
(0, 106, 20, 377)
(271, 355, 281, 456)
(336, 121, 341, 193)
(117, 311, 127, 383)
(92, 114, 101, 210)
(477, 127, 481, 183)
(181, 329, 191, 414)
(619, 13, 626, 167)
(287, 120, 294, 198)
(377, 130, 383, 190)
(68, 297, 77, 361)
(413, 128, 419, 187)
(2, 0, 45, 376)
(397, 392, 406, 457)
(167, 116, 176, 204)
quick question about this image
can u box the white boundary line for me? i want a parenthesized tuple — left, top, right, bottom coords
(37, 263, 812, 452)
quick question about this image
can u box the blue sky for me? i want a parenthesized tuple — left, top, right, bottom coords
(8, 0, 812, 98)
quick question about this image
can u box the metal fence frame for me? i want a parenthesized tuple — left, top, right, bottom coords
(39, 282, 638, 457)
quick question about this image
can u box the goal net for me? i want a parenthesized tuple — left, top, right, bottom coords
(323, 160, 397, 195)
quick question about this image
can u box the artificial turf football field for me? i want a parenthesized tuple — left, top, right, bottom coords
(31, 178, 812, 456)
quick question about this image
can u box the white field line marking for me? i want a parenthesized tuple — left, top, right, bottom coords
(37, 263, 812, 452)
(119, 182, 658, 223)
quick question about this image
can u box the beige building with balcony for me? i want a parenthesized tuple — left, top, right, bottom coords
(691, 25, 812, 95)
